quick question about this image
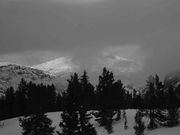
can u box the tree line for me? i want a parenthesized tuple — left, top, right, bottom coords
(0, 67, 180, 135)
(0, 68, 180, 120)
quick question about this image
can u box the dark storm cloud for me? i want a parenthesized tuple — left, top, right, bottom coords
(0, 0, 180, 83)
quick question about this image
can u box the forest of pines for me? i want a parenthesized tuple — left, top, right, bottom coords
(0, 67, 180, 135)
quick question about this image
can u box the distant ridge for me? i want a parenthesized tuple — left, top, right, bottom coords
(0, 63, 54, 93)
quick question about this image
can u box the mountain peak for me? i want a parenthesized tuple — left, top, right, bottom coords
(32, 57, 76, 76)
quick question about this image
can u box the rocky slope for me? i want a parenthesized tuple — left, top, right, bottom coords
(0, 64, 54, 93)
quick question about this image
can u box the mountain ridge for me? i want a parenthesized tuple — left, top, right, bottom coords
(0, 63, 55, 94)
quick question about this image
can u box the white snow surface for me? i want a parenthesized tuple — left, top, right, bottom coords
(32, 57, 76, 76)
(0, 110, 180, 135)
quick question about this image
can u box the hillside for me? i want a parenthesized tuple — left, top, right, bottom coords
(0, 64, 54, 93)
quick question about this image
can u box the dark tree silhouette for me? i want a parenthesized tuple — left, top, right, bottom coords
(78, 106, 97, 135)
(166, 85, 179, 127)
(58, 108, 80, 135)
(80, 71, 95, 108)
(5, 87, 15, 117)
(145, 77, 158, 129)
(19, 112, 55, 135)
(15, 78, 29, 115)
(95, 68, 115, 134)
(57, 74, 81, 135)
(134, 111, 145, 135)
(58, 73, 97, 135)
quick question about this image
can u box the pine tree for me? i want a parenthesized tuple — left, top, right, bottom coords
(112, 80, 126, 109)
(58, 73, 81, 135)
(58, 109, 80, 135)
(19, 112, 55, 135)
(94, 109, 115, 134)
(166, 85, 179, 127)
(15, 78, 29, 115)
(96, 68, 115, 109)
(147, 110, 158, 130)
(112, 80, 125, 121)
(5, 87, 15, 117)
(59, 73, 97, 135)
(134, 111, 145, 135)
(95, 68, 115, 134)
(78, 106, 97, 135)
(166, 108, 179, 127)
(56, 93, 62, 111)
(80, 71, 95, 109)
(145, 77, 158, 129)
(78, 71, 97, 135)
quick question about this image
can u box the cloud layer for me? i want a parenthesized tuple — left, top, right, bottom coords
(0, 0, 180, 84)
(91, 45, 145, 73)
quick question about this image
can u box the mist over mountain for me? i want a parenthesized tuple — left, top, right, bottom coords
(0, 56, 180, 94)
(0, 59, 140, 93)
(0, 63, 61, 94)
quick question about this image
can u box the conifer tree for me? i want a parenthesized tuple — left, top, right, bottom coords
(78, 106, 97, 135)
(134, 111, 145, 135)
(58, 108, 80, 135)
(59, 73, 97, 135)
(58, 73, 81, 135)
(80, 71, 95, 108)
(166, 108, 179, 127)
(5, 87, 15, 117)
(112, 80, 125, 121)
(94, 68, 115, 134)
(19, 112, 55, 135)
(15, 78, 29, 115)
(166, 85, 179, 127)
(145, 77, 158, 129)
(147, 110, 158, 130)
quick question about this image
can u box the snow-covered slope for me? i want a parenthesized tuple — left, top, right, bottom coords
(0, 64, 54, 93)
(32, 57, 76, 76)
(1, 110, 180, 135)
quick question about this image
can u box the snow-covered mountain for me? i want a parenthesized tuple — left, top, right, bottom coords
(0, 58, 143, 94)
(32, 57, 141, 89)
(32, 57, 76, 76)
(0, 63, 54, 93)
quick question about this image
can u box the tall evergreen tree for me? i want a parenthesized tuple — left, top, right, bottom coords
(5, 87, 15, 117)
(58, 73, 80, 135)
(166, 85, 179, 127)
(58, 74, 80, 134)
(46, 84, 57, 111)
(15, 78, 29, 115)
(112, 80, 125, 121)
(56, 93, 63, 111)
(112, 80, 125, 108)
(134, 111, 145, 135)
(145, 76, 158, 129)
(94, 68, 115, 134)
(96, 68, 115, 109)
(59, 73, 97, 135)
(80, 71, 95, 108)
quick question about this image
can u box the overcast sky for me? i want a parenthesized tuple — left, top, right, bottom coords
(0, 0, 180, 84)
